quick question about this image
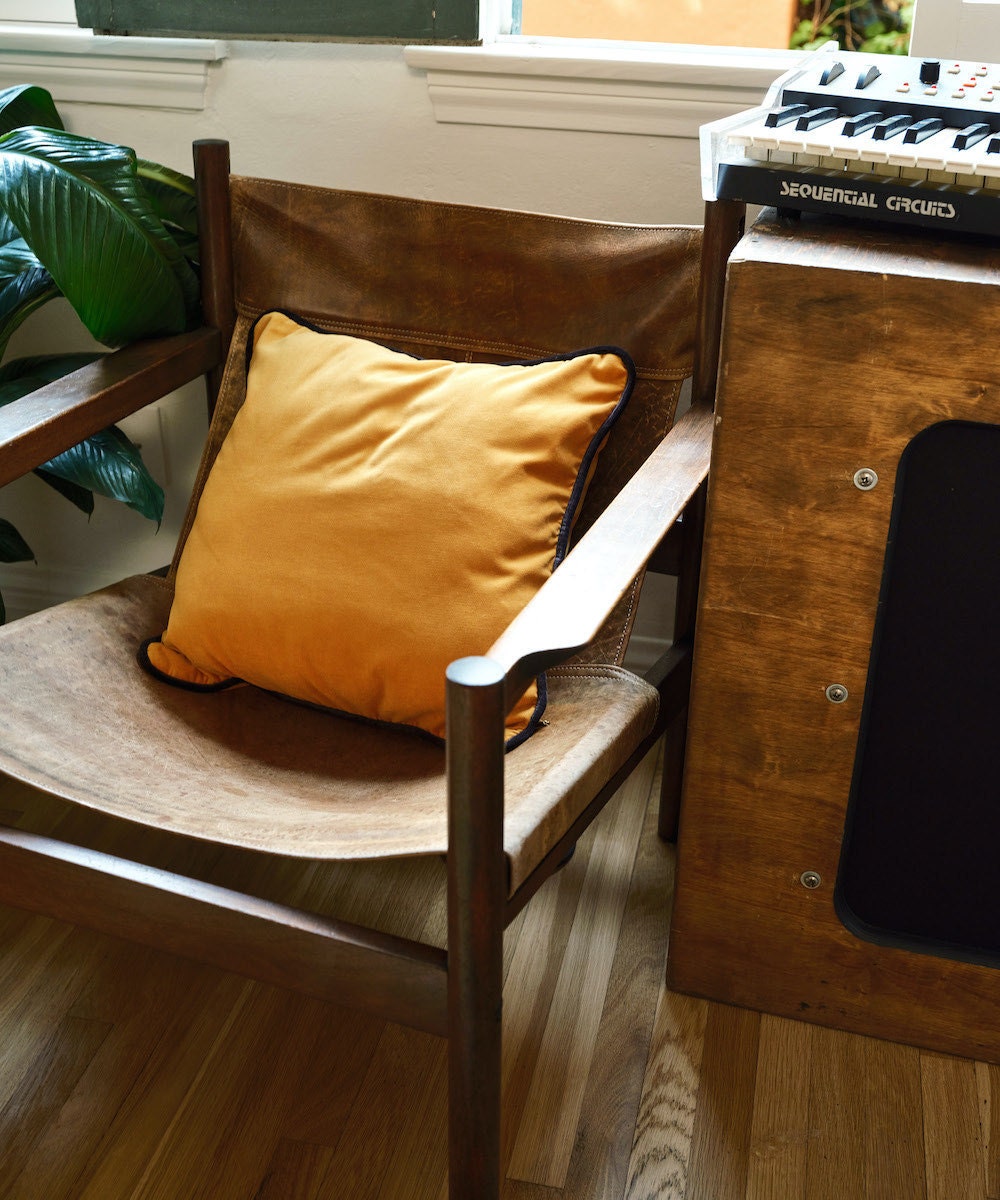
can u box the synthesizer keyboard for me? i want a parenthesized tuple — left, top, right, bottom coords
(702, 49, 1000, 235)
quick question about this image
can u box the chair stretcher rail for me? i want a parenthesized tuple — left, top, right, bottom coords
(0, 824, 448, 1036)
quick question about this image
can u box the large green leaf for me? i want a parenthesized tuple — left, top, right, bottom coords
(136, 159, 197, 235)
(32, 466, 94, 515)
(0, 517, 33, 562)
(136, 160, 200, 265)
(0, 85, 63, 137)
(0, 127, 200, 346)
(0, 353, 160, 521)
(0, 236, 59, 360)
(41, 425, 164, 523)
(0, 351, 102, 392)
(0, 353, 101, 512)
(0, 209, 21, 245)
(0, 351, 102, 400)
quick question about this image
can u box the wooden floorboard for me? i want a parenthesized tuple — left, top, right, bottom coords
(625, 985, 706, 1199)
(508, 758, 652, 1189)
(1, 746, 999, 1199)
(746, 1015, 811, 1200)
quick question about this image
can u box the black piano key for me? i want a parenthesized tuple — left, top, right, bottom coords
(794, 106, 841, 131)
(764, 103, 810, 128)
(988, 135, 1000, 153)
(872, 114, 914, 141)
(954, 122, 993, 150)
(903, 118, 946, 144)
(843, 111, 886, 136)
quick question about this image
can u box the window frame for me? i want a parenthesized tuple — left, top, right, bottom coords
(0, 0, 985, 135)
(0, 0, 225, 111)
(409, 0, 996, 143)
(71, 0, 480, 43)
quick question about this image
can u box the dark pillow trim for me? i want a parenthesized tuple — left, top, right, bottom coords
(138, 633, 537, 751)
(137, 636, 242, 692)
(142, 314, 634, 752)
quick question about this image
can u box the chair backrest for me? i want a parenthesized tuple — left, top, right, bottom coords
(176, 162, 704, 665)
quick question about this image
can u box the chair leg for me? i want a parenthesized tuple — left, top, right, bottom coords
(658, 202, 745, 839)
(446, 656, 507, 1200)
(448, 932, 503, 1200)
(658, 708, 688, 841)
(657, 481, 706, 841)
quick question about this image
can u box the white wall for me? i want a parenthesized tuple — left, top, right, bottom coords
(0, 39, 710, 622)
(107, 42, 705, 220)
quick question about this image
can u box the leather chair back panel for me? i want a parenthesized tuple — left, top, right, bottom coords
(173, 175, 704, 663)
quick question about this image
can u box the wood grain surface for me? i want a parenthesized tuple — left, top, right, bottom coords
(671, 211, 1000, 1063)
(2, 750, 999, 1197)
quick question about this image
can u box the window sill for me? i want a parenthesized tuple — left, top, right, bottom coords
(404, 38, 806, 137)
(0, 22, 227, 110)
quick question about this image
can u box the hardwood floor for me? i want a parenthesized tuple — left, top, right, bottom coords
(0, 750, 997, 1199)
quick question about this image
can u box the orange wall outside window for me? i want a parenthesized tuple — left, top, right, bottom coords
(521, 0, 799, 49)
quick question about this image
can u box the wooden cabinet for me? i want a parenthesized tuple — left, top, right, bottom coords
(668, 210, 1000, 1062)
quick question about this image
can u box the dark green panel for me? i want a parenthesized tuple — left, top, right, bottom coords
(75, 0, 479, 42)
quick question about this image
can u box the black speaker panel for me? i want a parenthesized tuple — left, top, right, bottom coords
(837, 420, 1000, 966)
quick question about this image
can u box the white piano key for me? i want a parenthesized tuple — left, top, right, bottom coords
(819, 126, 874, 161)
(799, 120, 907, 171)
(944, 136, 1000, 177)
(803, 131, 842, 156)
(820, 124, 998, 183)
(744, 144, 771, 164)
(910, 127, 963, 170)
(720, 100, 1000, 192)
(846, 129, 903, 172)
(975, 154, 1000, 179)
(726, 118, 778, 149)
(886, 145, 920, 168)
(816, 154, 852, 171)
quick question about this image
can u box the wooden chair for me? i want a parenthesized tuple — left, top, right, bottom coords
(0, 139, 743, 1198)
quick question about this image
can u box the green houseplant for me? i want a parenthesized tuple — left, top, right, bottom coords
(0, 83, 201, 622)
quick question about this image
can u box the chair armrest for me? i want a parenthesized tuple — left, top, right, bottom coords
(0, 326, 222, 489)
(488, 401, 715, 709)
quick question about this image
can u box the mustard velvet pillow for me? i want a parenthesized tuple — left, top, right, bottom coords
(140, 311, 634, 744)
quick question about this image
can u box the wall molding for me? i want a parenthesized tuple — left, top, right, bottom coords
(405, 40, 804, 137)
(0, 22, 226, 109)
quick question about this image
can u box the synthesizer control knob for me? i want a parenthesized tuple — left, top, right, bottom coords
(919, 58, 941, 84)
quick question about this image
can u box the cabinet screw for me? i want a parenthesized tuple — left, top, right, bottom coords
(800, 870, 822, 889)
(826, 683, 849, 703)
(854, 468, 878, 490)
